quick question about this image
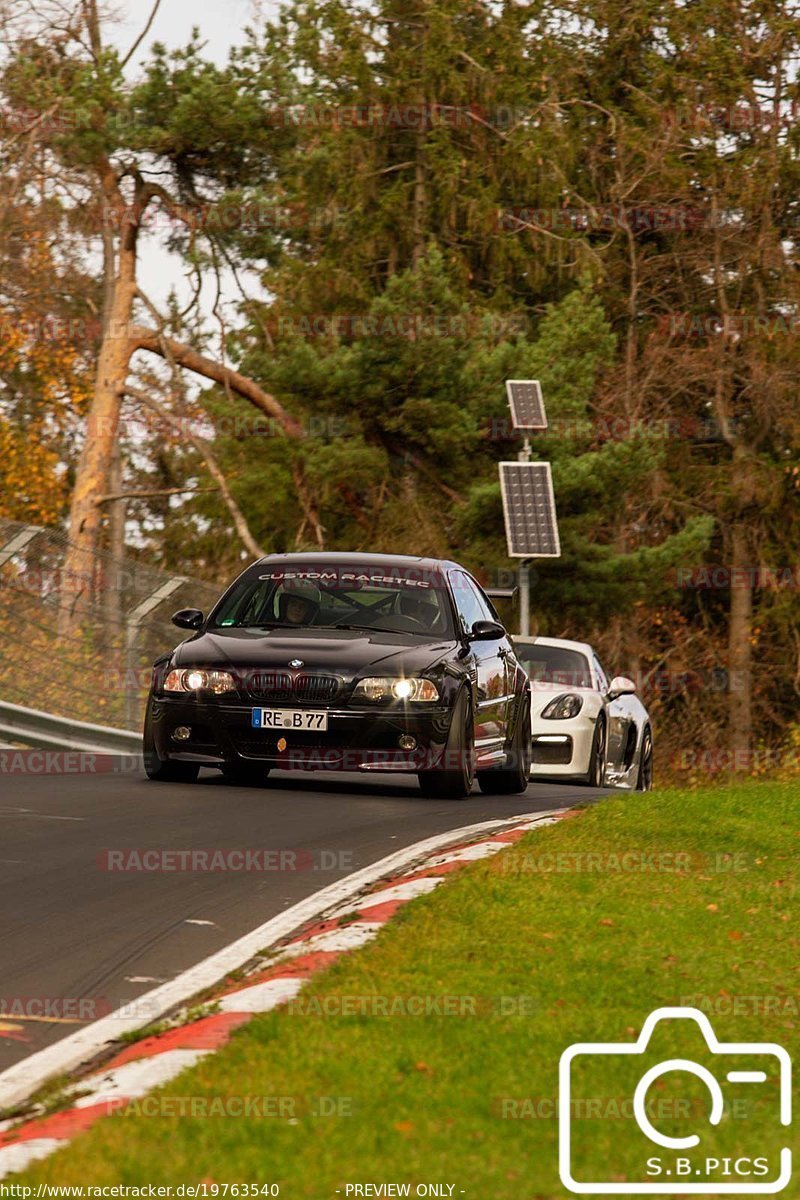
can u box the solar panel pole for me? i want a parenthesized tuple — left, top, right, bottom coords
(519, 562, 531, 636)
(517, 444, 531, 634)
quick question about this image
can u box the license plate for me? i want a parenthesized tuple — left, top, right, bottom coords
(251, 708, 329, 731)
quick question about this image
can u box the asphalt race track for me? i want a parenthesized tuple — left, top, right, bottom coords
(0, 768, 603, 1076)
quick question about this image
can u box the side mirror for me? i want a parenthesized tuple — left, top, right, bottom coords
(469, 619, 506, 641)
(172, 608, 204, 631)
(608, 675, 636, 699)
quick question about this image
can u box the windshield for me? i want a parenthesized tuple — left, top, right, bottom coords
(517, 644, 593, 689)
(210, 564, 455, 638)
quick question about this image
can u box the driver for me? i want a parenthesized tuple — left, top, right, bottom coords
(399, 590, 439, 631)
(277, 580, 321, 626)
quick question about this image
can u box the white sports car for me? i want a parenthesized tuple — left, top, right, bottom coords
(513, 636, 653, 790)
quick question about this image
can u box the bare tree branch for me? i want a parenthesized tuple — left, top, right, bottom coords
(120, 0, 161, 69)
(132, 292, 325, 550)
(128, 322, 305, 438)
(124, 383, 266, 558)
(95, 486, 218, 502)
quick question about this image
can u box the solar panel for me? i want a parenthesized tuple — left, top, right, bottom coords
(506, 379, 547, 432)
(499, 462, 561, 558)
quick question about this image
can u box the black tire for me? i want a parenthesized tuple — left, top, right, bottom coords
(477, 694, 531, 795)
(220, 763, 270, 786)
(636, 727, 654, 792)
(418, 688, 475, 800)
(586, 715, 607, 788)
(143, 711, 199, 783)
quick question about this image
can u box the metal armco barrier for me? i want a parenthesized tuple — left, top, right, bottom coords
(0, 699, 141, 754)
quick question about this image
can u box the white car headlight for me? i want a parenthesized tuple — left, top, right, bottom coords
(164, 669, 236, 695)
(353, 677, 439, 703)
(541, 693, 583, 720)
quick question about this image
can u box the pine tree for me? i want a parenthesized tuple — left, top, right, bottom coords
(545, 0, 800, 759)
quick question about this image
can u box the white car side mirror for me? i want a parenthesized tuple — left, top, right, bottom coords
(608, 675, 636, 699)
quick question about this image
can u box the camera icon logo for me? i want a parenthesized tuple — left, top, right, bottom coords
(559, 1007, 791, 1194)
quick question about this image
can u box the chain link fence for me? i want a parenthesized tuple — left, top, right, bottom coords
(0, 518, 225, 730)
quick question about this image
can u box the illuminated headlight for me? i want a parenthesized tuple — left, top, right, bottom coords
(164, 669, 236, 695)
(353, 677, 439, 703)
(541, 693, 583, 720)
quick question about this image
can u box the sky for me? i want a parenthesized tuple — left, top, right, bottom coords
(112, 0, 275, 68)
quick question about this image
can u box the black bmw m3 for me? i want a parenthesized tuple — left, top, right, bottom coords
(144, 553, 531, 799)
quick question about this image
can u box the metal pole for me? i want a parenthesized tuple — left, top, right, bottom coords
(124, 577, 186, 728)
(516, 439, 532, 636)
(519, 562, 530, 637)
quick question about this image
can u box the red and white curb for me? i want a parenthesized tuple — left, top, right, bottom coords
(0, 806, 578, 1177)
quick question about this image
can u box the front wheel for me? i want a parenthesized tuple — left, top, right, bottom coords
(586, 716, 607, 788)
(636, 728, 653, 791)
(418, 688, 475, 800)
(477, 694, 531, 795)
(143, 709, 199, 783)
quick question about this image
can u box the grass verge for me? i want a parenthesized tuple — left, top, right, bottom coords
(16, 781, 798, 1196)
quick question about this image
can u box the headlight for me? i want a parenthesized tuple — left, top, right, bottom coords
(541, 693, 583, 720)
(164, 669, 236, 695)
(352, 677, 439, 703)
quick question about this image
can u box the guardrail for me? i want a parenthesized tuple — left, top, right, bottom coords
(0, 700, 141, 754)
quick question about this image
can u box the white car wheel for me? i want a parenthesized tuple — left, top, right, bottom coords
(636, 728, 654, 791)
(587, 717, 607, 788)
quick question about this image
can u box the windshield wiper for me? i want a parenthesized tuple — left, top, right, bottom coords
(330, 622, 398, 635)
(226, 621, 310, 630)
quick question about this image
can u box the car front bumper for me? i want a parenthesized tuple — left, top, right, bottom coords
(148, 696, 457, 773)
(529, 716, 595, 779)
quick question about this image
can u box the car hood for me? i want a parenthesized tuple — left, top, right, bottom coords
(173, 627, 456, 678)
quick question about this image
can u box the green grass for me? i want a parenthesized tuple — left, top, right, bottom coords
(15, 782, 799, 1196)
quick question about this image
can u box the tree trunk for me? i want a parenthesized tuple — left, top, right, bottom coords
(728, 521, 753, 769)
(60, 171, 139, 634)
(58, 164, 316, 635)
(102, 441, 126, 646)
(412, 128, 427, 267)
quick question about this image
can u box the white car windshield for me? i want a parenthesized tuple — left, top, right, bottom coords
(518, 645, 593, 689)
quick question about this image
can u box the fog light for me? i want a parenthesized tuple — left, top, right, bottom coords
(398, 734, 417, 751)
(173, 726, 191, 742)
